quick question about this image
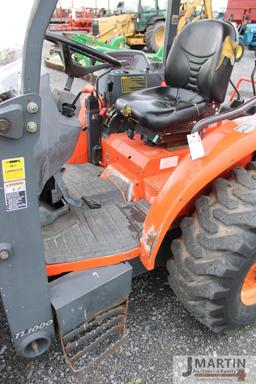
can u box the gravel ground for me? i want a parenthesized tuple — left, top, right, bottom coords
(0, 48, 256, 384)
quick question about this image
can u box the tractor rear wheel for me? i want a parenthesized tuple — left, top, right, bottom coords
(145, 21, 165, 53)
(167, 162, 256, 333)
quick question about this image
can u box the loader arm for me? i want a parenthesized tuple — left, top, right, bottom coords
(178, 0, 213, 31)
(89, 14, 135, 44)
(0, 0, 58, 358)
(204, 0, 213, 19)
(0, 0, 133, 365)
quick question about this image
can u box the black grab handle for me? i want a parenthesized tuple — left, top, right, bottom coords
(192, 96, 256, 134)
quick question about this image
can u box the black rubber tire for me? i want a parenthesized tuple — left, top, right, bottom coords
(145, 21, 165, 53)
(167, 162, 256, 333)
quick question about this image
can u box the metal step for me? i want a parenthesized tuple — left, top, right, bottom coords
(61, 301, 128, 372)
(50, 263, 132, 372)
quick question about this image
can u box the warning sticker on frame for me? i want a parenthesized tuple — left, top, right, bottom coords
(2, 157, 25, 182)
(4, 180, 27, 212)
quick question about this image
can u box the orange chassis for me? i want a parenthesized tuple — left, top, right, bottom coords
(46, 83, 256, 277)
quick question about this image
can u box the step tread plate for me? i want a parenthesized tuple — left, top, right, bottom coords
(43, 164, 149, 264)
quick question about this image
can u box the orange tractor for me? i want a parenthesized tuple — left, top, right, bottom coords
(0, 0, 256, 372)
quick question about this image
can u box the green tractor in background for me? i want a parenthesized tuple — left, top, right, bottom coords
(122, 0, 167, 52)
(70, 33, 163, 68)
(45, 0, 217, 71)
(45, 0, 219, 72)
(91, 0, 167, 53)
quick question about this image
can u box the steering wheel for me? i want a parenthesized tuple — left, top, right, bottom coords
(45, 31, 122, 78)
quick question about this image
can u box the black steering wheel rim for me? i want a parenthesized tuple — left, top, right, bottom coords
(45, 31, 122, 68)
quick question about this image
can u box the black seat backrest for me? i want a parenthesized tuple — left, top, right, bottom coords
(164, 19, 237, 103)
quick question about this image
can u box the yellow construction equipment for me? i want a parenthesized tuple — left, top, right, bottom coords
(90, 0, 213, 52)
(179, 0, 213, 30)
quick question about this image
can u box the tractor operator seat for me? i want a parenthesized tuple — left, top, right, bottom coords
(115, 19, 237, 146)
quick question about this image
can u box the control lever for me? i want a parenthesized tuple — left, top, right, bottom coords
(81, 196, 101, 209)
(62, 85, 94, 117)
(62, 60, 129, 117)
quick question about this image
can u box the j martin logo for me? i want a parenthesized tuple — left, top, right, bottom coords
(173, 356, 256, 383)
(182, 356, 246, 380)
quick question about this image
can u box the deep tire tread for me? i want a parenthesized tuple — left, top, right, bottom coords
(167, 164, 256, 332)
(144, 21, 165, 53)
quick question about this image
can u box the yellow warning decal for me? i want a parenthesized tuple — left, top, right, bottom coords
(121, 76, 147, 94)
(2, 157, 25, 182)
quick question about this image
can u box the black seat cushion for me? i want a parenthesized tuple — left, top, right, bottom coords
(115, 86, 206, 131)
(115, 20, 237, 135)
(165, 19, 236, 103)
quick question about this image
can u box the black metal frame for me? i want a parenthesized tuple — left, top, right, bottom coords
(192, 97, 256, 134)
(163, 0, 181, 62)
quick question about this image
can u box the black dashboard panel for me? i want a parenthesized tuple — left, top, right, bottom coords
(105, 50, 150, 71)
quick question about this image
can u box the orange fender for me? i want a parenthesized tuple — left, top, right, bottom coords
(140, 116, 256, 269)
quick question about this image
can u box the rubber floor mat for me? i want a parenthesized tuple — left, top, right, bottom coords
(42, 164, 149, 264)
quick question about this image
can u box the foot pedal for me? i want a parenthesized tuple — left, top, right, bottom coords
(60, 300, 128, 372)
(81, 196, 101, 209)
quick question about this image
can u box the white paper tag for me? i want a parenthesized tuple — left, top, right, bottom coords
(187, 132, 205, 160)
(4, 180, 27, 212)
(160, 156, 179, 169)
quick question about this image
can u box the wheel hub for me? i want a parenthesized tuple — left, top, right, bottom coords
(241, 262, 256, 306)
